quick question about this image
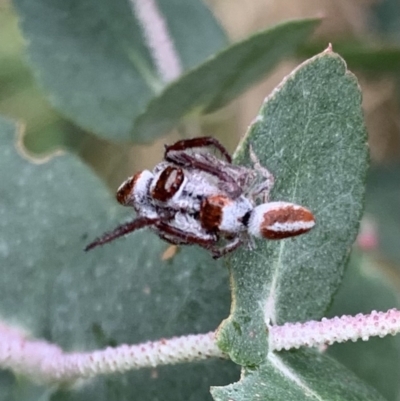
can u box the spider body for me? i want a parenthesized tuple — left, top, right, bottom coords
(85, 137, 315, 258)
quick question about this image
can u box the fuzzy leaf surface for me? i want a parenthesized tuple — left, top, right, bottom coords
(132, 19, 319, 141)
(211, 349, 386, 401)
(13, 0, 227, 142)
(217, 50, 369, 365)
(0, 117, 238, 399)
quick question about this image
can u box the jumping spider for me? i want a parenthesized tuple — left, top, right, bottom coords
(85, 137, 315, 259)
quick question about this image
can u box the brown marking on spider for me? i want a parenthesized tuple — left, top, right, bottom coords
(116, 175, 135, 205)
(200, 195, 232, 232)
(151, 166, 184, 202)
(248, 202, 315, 240)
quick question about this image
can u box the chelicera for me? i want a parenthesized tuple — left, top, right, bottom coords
(85, 137, 315, 259)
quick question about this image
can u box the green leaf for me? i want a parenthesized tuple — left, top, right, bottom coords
(373, 0, 400, 37)
(12, 378, 54, 401)
(0, 371, 15, 401)
(328, 251, 400, 401)
(0, 5, 96, 157)
(0, 116, 239, 399)
(217, 50, 369, 365)
(211, 349, 386, 401)
(132, 18, 319, 142)
(154, 0, 228, 70)
(365, 163, 400, 265)
(13, 0, 228, 142)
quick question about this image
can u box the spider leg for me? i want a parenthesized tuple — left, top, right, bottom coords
(249, 145, 275, 202)
(210, 237, 244, 259)
(164, 136, 231, 162)
(158, 221, 243, 259)
(157, 232, 189, 246)
(85, 217, 159, 251)
(156, 221, 217, 248)
(165, 152, 242, 199)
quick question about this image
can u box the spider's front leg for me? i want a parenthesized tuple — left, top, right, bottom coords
(164, 136, 231, 162)
(164, 138, 242, 199)
(85, 217, 159, 251)
(248, 145, 275, 203)
(157, 221, 243, 259)
(156, 220, 217, 248)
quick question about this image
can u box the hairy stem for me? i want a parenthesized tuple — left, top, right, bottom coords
(1, 308, 399, 384)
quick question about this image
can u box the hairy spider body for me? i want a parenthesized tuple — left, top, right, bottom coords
(85, 137, 315, 258)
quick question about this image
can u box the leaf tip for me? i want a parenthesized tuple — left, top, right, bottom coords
(324, 43, 334, 53)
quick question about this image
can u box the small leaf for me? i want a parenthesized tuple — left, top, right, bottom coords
(211, 349, 386, 401)
(133, 18, 319, 141)
(0, 117, 239, 399)
(217, 49, 369, 365)
(13, 0, 228, 142)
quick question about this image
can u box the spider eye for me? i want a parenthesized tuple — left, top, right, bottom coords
(248, 202, 315, 239)
(116, 170, 153, 206)
(151, 166, 185, 202)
